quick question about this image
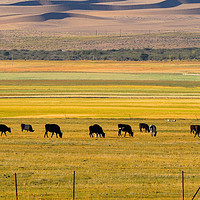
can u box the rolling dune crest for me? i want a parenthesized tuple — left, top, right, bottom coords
(0, 0, 199, 33)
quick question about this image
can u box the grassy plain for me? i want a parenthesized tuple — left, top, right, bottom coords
(0, 118, 200, 200)
(0, 60, 200, 73)
(0, 98, 200, 119)
(0, 60, 200, 199)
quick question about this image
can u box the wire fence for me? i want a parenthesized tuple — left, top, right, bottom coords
(1, 171, 200, 200)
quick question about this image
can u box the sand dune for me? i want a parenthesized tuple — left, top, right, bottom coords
(0, 0, 191, 9)
(178, 7, 200, 14)
(0, 12, 109, 24)
(4, 0, 200, 8)
(0, 0, 199, 33)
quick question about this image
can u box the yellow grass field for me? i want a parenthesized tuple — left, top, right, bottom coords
(0, 98, 200, 119)
(0, 60, 200, 199)
(0, 60, 199, 73)
(0, 117, 200, 200)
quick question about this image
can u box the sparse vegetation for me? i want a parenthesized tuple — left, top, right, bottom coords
(0, 31, 200, 51)
(1, 31, 199, 61)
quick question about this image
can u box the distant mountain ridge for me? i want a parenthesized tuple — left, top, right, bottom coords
(0, 0, 199, 33)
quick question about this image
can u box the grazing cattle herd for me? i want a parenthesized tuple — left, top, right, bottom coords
(0, 122, 199, 139)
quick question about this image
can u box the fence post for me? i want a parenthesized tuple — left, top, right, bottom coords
(192, 187, 200, 200)
(14, 173, 18, 200)
(73, 171, 75, 200)
(182, 171, 184, 200)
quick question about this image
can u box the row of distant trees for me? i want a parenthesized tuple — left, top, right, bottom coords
(0, 48, 199, 61)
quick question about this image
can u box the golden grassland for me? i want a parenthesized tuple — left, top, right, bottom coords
(0, 98, 200, 119)
(0, 60, 200, 199)
(0, 98, 200, 199)
(0, 60, 199, 73)
(0, 117, 200, 199)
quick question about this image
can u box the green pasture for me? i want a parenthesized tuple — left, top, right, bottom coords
(0, 84, 200, 97)
(0, 72, 200, 82)
(0, 72, 199, 98)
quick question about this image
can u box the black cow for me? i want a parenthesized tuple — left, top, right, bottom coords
(139, 123, 150, 132)
(118, 124, 133, 137)
(0, 124, 11, 136)
(190, 125, 200, 137)
(44, 124, 62, 138)
(190, 125, 198, 134)
(21, 124, 34, 132)
(89, 124, 105, 138)
(150, 125, 157, 137)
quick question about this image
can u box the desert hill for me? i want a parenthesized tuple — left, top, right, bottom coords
(0, 0, 200, 33)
